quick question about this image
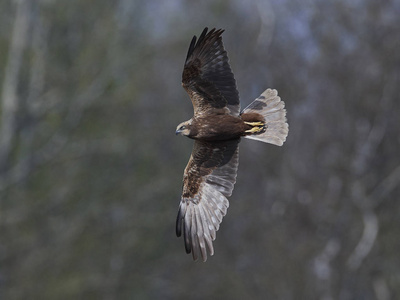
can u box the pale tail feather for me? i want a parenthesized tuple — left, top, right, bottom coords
(241, 88, 288, 146)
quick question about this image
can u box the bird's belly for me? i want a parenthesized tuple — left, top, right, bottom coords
(191, 115, 244, 141)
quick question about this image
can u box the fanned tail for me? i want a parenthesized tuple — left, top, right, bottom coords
(240, 89, 288, 146)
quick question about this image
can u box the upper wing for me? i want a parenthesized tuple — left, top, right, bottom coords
(182, 27, 240, 116)
(176, 139, 240, 261)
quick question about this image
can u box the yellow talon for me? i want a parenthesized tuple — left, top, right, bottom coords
(245, 126, 263, 133)
(244, 121, 264, 126)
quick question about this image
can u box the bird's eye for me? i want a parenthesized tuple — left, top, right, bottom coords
(180, 125, 186, 130)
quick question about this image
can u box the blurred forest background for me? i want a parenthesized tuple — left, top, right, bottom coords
(1, 0, 400, 299)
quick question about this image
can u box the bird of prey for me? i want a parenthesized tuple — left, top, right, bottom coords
(175, 27, 288, 261)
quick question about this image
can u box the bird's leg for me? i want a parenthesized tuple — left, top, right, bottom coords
(244, 121, 265, 134)
(245, 126, 263, 134)
(244, 121, 264, 126)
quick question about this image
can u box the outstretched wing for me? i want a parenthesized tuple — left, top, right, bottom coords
(182, 27, 240, 116)
(176, 139, 240, 261)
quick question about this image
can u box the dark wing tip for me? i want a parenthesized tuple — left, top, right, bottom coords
(176, 208, 182, 237)
(186, 35, 197, 62)
(185, 27, 209, 62)
(185, 27, 225, 63)
(176, 203, 193, 254)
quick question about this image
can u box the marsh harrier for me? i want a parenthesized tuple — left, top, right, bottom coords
(175, 28, 288, 261)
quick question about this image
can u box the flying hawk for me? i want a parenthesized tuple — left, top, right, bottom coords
(175, 28, 288, 261)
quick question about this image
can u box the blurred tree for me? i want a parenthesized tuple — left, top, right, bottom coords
(0, 0, 399, 299)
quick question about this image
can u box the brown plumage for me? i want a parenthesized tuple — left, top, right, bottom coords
(175, 27, 289, 261)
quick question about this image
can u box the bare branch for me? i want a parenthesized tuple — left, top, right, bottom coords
(346, 209, 379, 270)
(370, 164, 400, 208)
(346, 75, 398, 272)
(313, 239, 341, 299)
(0, 0, 31, 171)
(373, 277, 391, 300)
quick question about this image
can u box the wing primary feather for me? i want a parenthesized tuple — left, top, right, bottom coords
(195, 207, 207, 262)
(176, 211, 182, 237)
(198, 202, 214, 256)
(203, 203, 217, 241)
(175, 203, 184, 237)
(183, 224, 191, 254)
(186, 35, 197, 62)
(197, 27, 210, 46)
(206, 195, 222, 231)
(191, 206, 199, 261)
(184, 203, 192, 254)
(185, 27, 208, 62)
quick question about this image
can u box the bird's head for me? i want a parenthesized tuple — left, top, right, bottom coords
(175, 120, 192, 137)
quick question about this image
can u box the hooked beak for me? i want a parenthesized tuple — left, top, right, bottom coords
(175, 129, 182, 135)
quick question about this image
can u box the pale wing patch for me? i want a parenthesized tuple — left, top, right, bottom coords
(176, 144, 239, 262)
(178, 183, 229, 261)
